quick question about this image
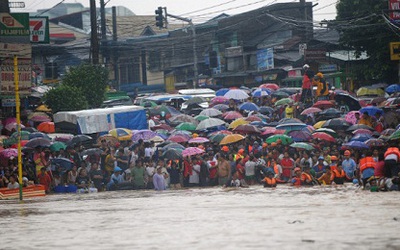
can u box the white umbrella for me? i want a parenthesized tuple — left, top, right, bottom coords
(224, 89, 249, 100)
(199, 108, 222, 117)
(196, 118, 226, 130)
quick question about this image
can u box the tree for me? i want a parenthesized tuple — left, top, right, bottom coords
(336, 0, 399, 83)
(62, 64, 109, 108)
(43, 85, 88, 113)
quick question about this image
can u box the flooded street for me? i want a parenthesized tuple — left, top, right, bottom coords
(1, 185, 399, 250)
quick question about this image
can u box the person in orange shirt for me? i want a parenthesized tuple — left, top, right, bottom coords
(37, 167, 52, 193)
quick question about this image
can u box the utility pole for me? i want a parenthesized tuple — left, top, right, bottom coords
(90, 0, 99, 64)
(112, 6, 119, 89)
(158, 9, 199, 88)
(100, 0, 107, 64)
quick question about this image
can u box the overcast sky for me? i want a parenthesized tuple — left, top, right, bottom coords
(21, 0, 337, 22)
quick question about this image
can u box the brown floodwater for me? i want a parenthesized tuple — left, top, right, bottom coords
(1, 185, 399, 250)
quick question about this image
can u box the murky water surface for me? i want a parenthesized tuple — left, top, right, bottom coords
(1, 185, 399, 250)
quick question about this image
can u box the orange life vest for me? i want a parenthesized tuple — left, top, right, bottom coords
(331, 169, 346, 180)
(264, 177, 277, 187)
(359, 157, 376, 172)
(301, 172, 313, 181)
(384, 147, 400, 159)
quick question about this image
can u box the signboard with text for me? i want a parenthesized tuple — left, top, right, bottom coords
(0, 58, 32, 95)
(29, 16, 50, 43)
(0, 13, 29, 37)
(389, 0, 400, 20)
(390, 42, 400, 60)
(257, 48, 274, 71)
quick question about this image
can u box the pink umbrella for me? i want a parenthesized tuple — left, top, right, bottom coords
(260, 83, 279, 90)
(345, 111, 360, 125)
(168, 135, 189, 143)
(261, 127, 285, 136)
(301, 107, 322, 116)
(208, 130, 233, 137)
(352, 129, 373, 135)
(0, 148, 19, 159)
(3, 117, 16, 126)
(210, 96, 229, 105)
(5, 122, 25, 132)
(188, 137, 210, 144)
(222, 111, 243, 120)
(182, 147, 205, 157)
(245, 116, 262, 122)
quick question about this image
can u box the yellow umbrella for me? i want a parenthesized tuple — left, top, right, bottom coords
(228, 118, 249, 129)
(313, 120, 326, 129)
(35, 104, 52, 112)
(109, 128, 132, 141)
(219, 134, 245, 145)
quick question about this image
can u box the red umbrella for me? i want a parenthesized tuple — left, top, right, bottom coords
(301, 107, 322, 116)
(37, 122, 55, 133)
(312, 132, 336, 142)
(313, 100, 335, 109)
(210, 96, 229, 105)
(245, 116, 262, 122)
(10, 140, 28, 148)
(260, 83, 279, 90)
(152, 124, 173, 131)
(261, 127, 285, 136)
(233, 124, 261, 134)
(222, 111, 243, 120)
(168, 135, 189, 143)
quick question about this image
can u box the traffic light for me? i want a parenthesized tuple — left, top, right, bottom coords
(155, 7, 163, 28)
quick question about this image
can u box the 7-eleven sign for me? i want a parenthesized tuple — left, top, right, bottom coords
(29, 16, 49, 44)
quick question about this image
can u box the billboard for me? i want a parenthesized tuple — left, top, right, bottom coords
(389, 0, 400, 20)
(257, 48, 274, 71)
(0, 57, 32, 96)
(29, 16, 50, 43)
(0, 13, 30, 43)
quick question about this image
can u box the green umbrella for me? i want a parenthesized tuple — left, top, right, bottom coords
(50, 142, 67, 152)
(209, 133, 227, 143)
(156, 129, 169, 135)
(10, 130, 31, 140)
(194, 115, 210, 121)
(389, 130, 400, 140)
(290, 142, 314, 151)
(265, 134, 293, 145)
(275, 98, 293, 106)
(140, 101, 158, 108)
(176, 122, 197, 131)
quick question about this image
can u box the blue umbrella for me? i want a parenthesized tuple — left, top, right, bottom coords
(238, 102, 260, 111)
(276, 123, 307, 132)
(216, 88, 230, 96)
(51, 158, 74, 173)
(250, 121, 268, 127)
(29, 132, 51, 140)
(359, 106, 383, 116)
(350, 133, 372, 142)
(385, 84, 400, 94)
(252, 88, 271, 97)
(343, 141, 369, 149)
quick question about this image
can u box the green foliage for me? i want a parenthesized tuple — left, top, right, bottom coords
(43, 85, 88, 113)
(62, 64, 109, 108)
(336, 0, 398, 83)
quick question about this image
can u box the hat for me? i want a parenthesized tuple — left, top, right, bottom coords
(331, 155, 338, 161)
(22, 177, 28, 182)
(221, 146, 229, 152)
(238, 149, 245, 154)
(262, 143, 268, 148)
(271, 142, 277, 147)
(344, 150, 351, 156)
(318, 156, 324, 160)
(192, 133, 199, 138)
(114, 166, 122, 172)
(303, 64, 310, 70)
(294, 167, 301, 172)
(316, 72, 324, 78)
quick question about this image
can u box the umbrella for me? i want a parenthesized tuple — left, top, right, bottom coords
(29, 113, 52, 123)
(388, 130, 400, 140)
(245, 116, 262, 122)
(359, 106, 383, 116)
(322, 118, 351, 130)
(169, 114, 198, 124)
(365, 138, 385, 147)
(250, 121, 268, 127)
(48, 133, 74, 143)
(168, 135, 189, 143)
(162, 143, 185, 151)
(261, 128, 285, 136)
(37, 121, 55, 133)
(35, 104, 52, 112)
(381, 128, 396, 137)
(265, 135, 293, 145)
(10, 140, 28, 149)
(152, 124, 174, 132)
(10, 131, 31, 141)
(81, 148, 103, 156)
(209, 133, 227, 143)
(314, 128, 337, 137)
(208, 130, 233, 136)
(276, 123, 307, 132)
(313, 120, 326, 129)
(260, 83, 279, 90)
(149, 135, 165, 143)
(182, 147, 205, 157)
(132, 130, 157, 141)
(162, 148, 182, 160)
(210, 96, 229, 105)
(279, 118, 303, 124)
(185, 96, 207, 105)
(50, 158, 74, 173)
(212, 104, 229, 111)
(346, 124, 375, 132)
(199, 108, 222, 117)
(312, 132, 336, 142)
(219, 134, 245, 145)
(271, 91, 290, 99)
(301, 107, 322, 116)
(49, 142, 67, 152)
(194, 115, 210, 121)
(352, 129, 373, 135)
(25, 138, 51, 148)
(176, 122, 197, 131)
(318, 108, 342, 119)
(290, 142, 314, 151)
(233, 124, 261, 134)
(275, 98, 293, 106)
(252, 88, 270, 97)
(140, 101, 158, 108)
(334, 93, 361, 111)
(303, 125, 315, 134)
(109, 128, 132, 140)
(196, 118, 225, 130)
(216, 88, 230, 96)
(345, 111, 360, 125)
(0, 148, 19, 159)
(313, 100, 335, 109)
(259, 106, 274, 115)
(188, 137, 209, 144)
(170, 130, 192, 137)
(342, 141, 369, 149)
(238, 102, 260, 111)
(224, 89, 249, 100)
(287, 130, 312, 142)
(228, 118, 249, 129)
(386, 84, 400, 94)
(5, 122, 25, 132)
(67, 135, 93, 146)
(29, 132, 50, 140)
(222, 111, 243, 120)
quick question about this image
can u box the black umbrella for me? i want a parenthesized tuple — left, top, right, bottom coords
(259, 106, 274, 116)
(162, 148, 182, 160)
(318, 108, 342, 120)
(271, 91, 290, 99)
(322, 118, 351, 130)
(25, 138, 51, 148)
(67, 135, 93, 146)
(334, 93, 361, 111)
(156, 141, 172, 148)
(81, 148, 103, 156)
(346, 124, 375, 132)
